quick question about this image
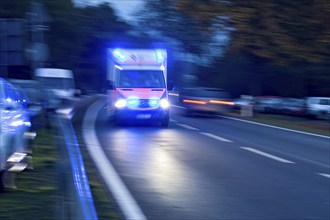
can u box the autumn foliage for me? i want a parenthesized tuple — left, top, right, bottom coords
(175, 0, 330, 65)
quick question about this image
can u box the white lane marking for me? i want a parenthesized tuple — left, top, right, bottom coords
(172, 104, 328, 139)
(318, 173, 330, 178)
(176, 123, 199, 130)
(200, 132, 233, 142)
(82, 99, 147, 220)
(241, 147, 295, 164)
(170, 119, 178, 123)
(221, 116, 330, 139)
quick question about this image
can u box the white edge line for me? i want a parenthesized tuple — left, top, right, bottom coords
(317, 173, 330, 178)
(200, 132, 233, 142)
(241, 147, 295, 164)
(176, 123, 199, 130)
(82, 99, 147, 220)
(170, 119, 178, 123)
(221, 115, 330, 139)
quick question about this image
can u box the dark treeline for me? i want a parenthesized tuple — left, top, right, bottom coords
(1, 0, 329, 97)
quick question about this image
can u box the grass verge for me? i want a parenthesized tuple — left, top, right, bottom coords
(0, 129, 57, 220)
(78, 138, 123, 220)
(0, 124, 122, 220)
(72, 95, 123, 220)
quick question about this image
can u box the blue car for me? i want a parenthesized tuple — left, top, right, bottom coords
(0, 77, 34, 191)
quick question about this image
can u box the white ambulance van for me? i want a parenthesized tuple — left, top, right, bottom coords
(106, 48, 170, 127)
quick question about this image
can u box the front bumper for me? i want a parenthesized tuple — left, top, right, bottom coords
(114, 107, 169, 121)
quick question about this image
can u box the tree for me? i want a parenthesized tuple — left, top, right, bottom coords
(135, 0, 224, 58)
(72, 3, 136, 90)
(175, 0, 330, 96)
(176, 0, 330, 65)
(1, 0, 145, 91)
(0, 0, 31, 18)
(134, 0, 234, 87)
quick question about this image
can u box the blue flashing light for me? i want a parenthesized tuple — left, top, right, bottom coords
(127, 97, 140, 108)
(149, 98, 159, 107)
(155, 50, 165, 62)
(113, 49, 126, 62)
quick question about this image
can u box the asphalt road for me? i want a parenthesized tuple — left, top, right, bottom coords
(83, 98, 330, 220)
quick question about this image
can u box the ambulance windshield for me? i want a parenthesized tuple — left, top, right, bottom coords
(118, 70, 166, 88)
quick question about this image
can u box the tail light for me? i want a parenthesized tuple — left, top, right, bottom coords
(209, 100, 234, 105)
(183, 99, 207, 105)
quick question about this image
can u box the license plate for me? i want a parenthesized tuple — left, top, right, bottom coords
(136, 114, 151, 119)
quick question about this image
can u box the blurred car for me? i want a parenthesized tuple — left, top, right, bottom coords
(253, 96, 282, 113)
(280, 98, 305, 116)
(9, 79, 45, 130)
(232, 97, 254, 111)
(0, 78, 33, 192)
(305, 97, 330, 120)
(168, 86, 181, 105)
(179, 87, 234, 116)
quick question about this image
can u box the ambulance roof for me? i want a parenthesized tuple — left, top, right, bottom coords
(109, 48, 166, 65)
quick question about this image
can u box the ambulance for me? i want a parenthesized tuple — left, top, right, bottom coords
(106, 48, 170, 127)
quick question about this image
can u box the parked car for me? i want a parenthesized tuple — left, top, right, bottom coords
(253, 96, 282, 113)
(0, 78, 34, 192)
(232, 97, 254, 111)
(280, 98, 305, 116)
(179, 87, 234, 116)
(9, 79, 45, 130)
(305, 97, 330, 120)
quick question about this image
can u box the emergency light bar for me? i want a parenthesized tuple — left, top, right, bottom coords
(155, 50, 165, 62)
(113, 49, 126, 62)
(111, 48, 166, 64)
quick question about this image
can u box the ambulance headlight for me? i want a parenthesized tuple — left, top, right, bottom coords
(149, 98, 159, 107)
(114, 99, 127, 108)
(160, 99, 170, 109)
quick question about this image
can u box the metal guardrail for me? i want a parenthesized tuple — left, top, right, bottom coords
(54, 112, 98, 220)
